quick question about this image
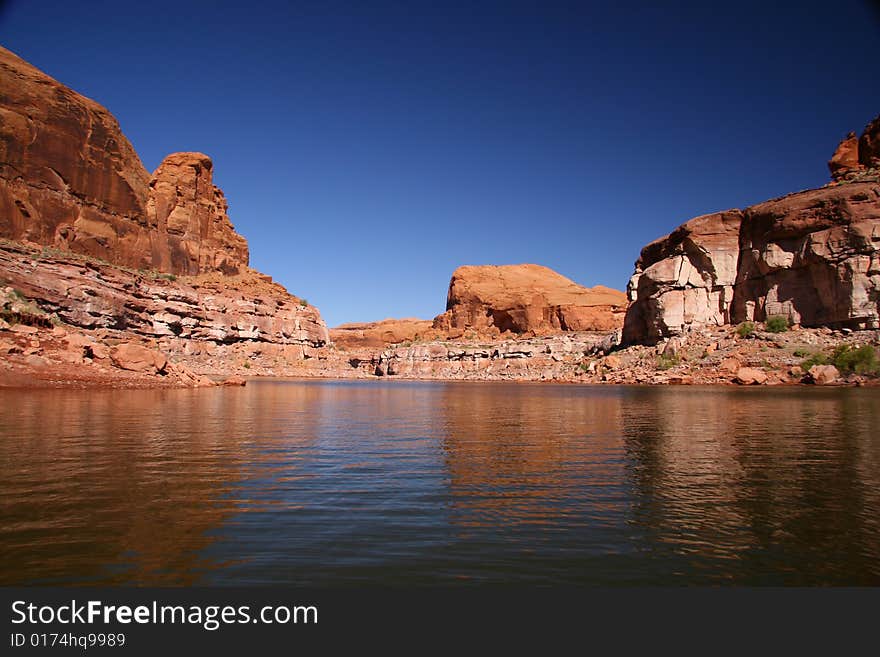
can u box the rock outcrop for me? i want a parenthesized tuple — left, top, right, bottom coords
(624, 113, 880, 344)
(330, 318, 435, 349)
(0, 45, 248, 276)
(0, 241, 329, 364)
(432, 264, 626, 336)
(624, 210, 743, 344)
(829, 132, 861, 181)
(0, 46, 328, 385)
(146, 152, 248, 275)
(733, 182, 880, 329)
(858, 115, 880, 170)
(828, 115, 880, 181)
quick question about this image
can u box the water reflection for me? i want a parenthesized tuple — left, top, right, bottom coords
(620, 388, 880, 584)
(0, 382, 878, 585)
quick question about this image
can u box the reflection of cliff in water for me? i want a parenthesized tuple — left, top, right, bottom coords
(438, 384, 626, 529)
(620, 387, 880, 584)
(0, 384, 328, 585)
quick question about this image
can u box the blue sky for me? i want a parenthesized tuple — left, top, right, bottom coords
(2, 1, 879, 326)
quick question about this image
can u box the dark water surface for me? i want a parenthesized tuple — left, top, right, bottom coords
(1, 380, 878, 586)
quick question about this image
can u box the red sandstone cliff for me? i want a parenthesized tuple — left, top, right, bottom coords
(330, 318, 435, 349)
(0, 46, 327, 384)
(433, 264, 626, 336)
(0, 45, 248, 276)
(624, 114, 880, 344)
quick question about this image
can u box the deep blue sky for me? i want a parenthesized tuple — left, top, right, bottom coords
(2, 1, 879, 326)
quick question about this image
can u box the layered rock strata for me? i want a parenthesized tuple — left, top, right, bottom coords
(0, 241, 328, 364)
(624, 114, 880, 344)
(338, 333, 615, 381)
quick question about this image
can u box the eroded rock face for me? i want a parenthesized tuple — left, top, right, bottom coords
(432, 264, 626, 336)
(734, 182, 880, 329)
(623, 210, 743, 343)
(0, 46, 327, 382)
(0, 46, 150, 262)
(827, 114, 880, 182)
(0, 46, 248, 276)
(625, 114, 880, 345)
(829, 132, 861, 181)
(859, 115, 880, 170)
(147, 152, 248, 275)
(0, 242, 329, 361)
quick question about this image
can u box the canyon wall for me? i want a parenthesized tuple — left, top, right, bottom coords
(624, 115, 880, 344)
(0, 45, 328, 383)
(0, 45, 248, 276)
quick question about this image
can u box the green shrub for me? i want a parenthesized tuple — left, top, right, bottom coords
(831, 344, 878, 374)
(765, 316, 789, 333)
(800, 352, 829, 371)
(793, 348, 810, 358)
(657, 353, 681, 370)
(736, 322, 756, 338)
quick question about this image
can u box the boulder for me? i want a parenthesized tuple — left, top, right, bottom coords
(110, 343, 168, 374)
(734, 367, 768, 385)
(806, 364, 840, 385)
(718, 356, 741, 375)
(603, 354, 622, 370)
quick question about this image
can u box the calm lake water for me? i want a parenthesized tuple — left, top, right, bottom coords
(1, 380, 878, 586)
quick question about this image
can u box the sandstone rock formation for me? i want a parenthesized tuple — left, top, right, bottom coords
(624, 210, 742, 344)
(828, 114, 880, 181)
(330, 318, 435, 349)
(0, 241, 329, 363)
(733, 182, 880, 329)
(858, 115, 880, 170)
(829, 132, 861, 181)
(0, 46, 328, 384)
(146, 152, 248, 275)
(432, 264, 626, 336)
(624, 114, 880, 345)
(0, 45, 248, 276)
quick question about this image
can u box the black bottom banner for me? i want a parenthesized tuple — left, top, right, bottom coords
(2, 587, 878, 653)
